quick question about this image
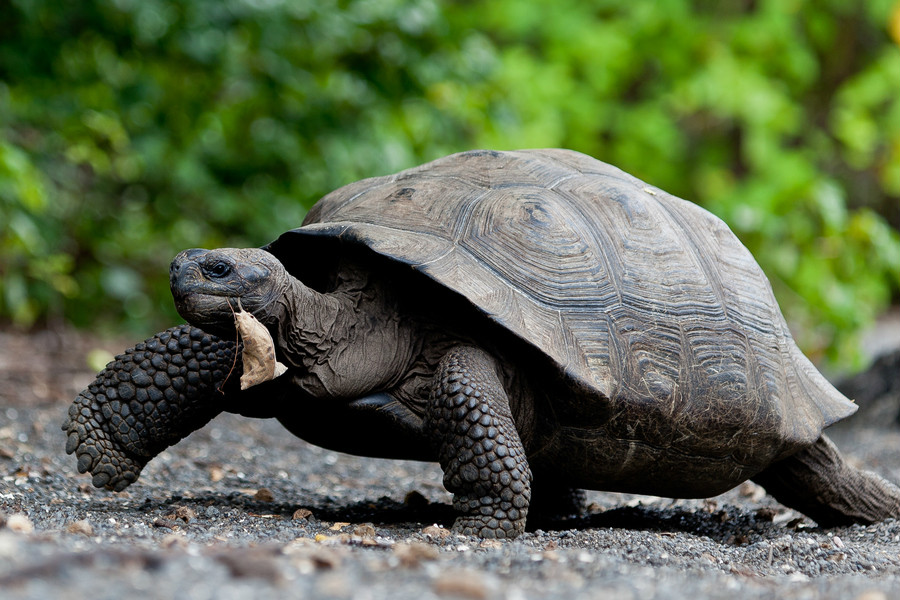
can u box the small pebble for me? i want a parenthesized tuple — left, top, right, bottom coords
(214, 547, 283, 582)
(7, 514, 33, 534)
(209, 466, 225, 482)
(423, 524, 451, 539)
(174, 506, 197, 522)
(66, 520, 93, 536)
(161, 533, 187, 548)
(287, 546, 342, 571)
(738, 481, 766, 502)
(352, 523, 376, 539)
(433, 570, 490, 599)
(395, 542, 440, 566)
(255, 488, 275, 502)
(153, 518, 178, 530)
(542, 550, 560, 562)
(754, 507, 776, 521)
(316, 573, 351, 597)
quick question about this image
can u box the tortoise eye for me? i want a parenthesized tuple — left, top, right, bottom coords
(207, 262, 231, 278)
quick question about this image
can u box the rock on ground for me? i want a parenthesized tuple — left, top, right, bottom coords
(2, 327, 900, 599)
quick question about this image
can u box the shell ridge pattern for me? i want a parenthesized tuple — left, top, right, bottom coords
(448, 187, 491, 246)
(649, 196, 732, 321)
(547, 184, 626, 308)
(304, 175, 388, 225)
(451, 167, 621, 392)
(652, 195, 832, 440)
(635, 194, 761, 432)
(549, 175, 702, 404)
(641, 197, 753, 372)
(536, 181, 631, 393)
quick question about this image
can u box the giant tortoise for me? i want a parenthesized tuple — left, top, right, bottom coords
(64, 149, 900, 538)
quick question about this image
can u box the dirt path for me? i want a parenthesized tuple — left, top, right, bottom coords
(1, 327, 899, 599)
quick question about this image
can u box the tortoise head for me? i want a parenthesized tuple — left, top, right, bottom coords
(170, 248, 287, 333)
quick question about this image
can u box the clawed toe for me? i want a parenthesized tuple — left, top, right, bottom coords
(63, 389, 147, 490)
(452, 514, 525, 539)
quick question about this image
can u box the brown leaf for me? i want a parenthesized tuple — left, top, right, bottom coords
(292, 508, 313, 521)
(255, 488, 275, 502)
(234, 309, 287, 390)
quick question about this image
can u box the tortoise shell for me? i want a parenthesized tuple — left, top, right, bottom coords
(267, 149, 854, 468)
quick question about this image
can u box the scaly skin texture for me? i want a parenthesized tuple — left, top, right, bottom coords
(63, 325, 238, 491)
(751, 435, 900, 526)
(426, 346, 532, 538)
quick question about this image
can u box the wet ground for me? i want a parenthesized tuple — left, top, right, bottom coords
(2, 327, 900, 599)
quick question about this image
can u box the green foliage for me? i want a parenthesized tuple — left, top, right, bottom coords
(2, 0, 479, 334)
(0, 139, 77, 325)
(2, 0, 900, 368)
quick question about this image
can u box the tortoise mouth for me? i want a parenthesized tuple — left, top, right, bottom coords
(173, 290, 240, 331)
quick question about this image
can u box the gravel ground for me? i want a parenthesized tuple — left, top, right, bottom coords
(2, 327, 900, 599)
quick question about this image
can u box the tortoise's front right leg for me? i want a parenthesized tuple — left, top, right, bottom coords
(426, 345, 532, 539)
(63, 325, 239, 491)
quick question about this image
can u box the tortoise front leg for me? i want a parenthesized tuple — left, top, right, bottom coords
(426, 346, 532, 539)
(63, 325, 241, 491)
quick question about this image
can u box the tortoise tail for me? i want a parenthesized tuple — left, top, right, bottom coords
(751, 434, 900, 526)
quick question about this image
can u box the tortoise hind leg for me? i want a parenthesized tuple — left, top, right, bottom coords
(530, 484, 587, 520)
(526, 484, 587, 530)
(751, 434, 900, 526)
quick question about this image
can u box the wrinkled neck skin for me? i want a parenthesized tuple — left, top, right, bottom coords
(265, 265, 417, 400)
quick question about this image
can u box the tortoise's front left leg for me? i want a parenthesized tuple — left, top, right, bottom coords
(426, 345, 532, 539)
(63, 325, 240, 491)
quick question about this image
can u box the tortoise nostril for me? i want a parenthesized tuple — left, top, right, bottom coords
(171, 249, 208, 279)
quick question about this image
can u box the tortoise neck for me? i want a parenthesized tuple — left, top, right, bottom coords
(269, 267, 417, 400)
(270, 275, 349, 368)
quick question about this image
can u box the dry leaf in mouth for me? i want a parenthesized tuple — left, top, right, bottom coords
(234, 309, 288, 389)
